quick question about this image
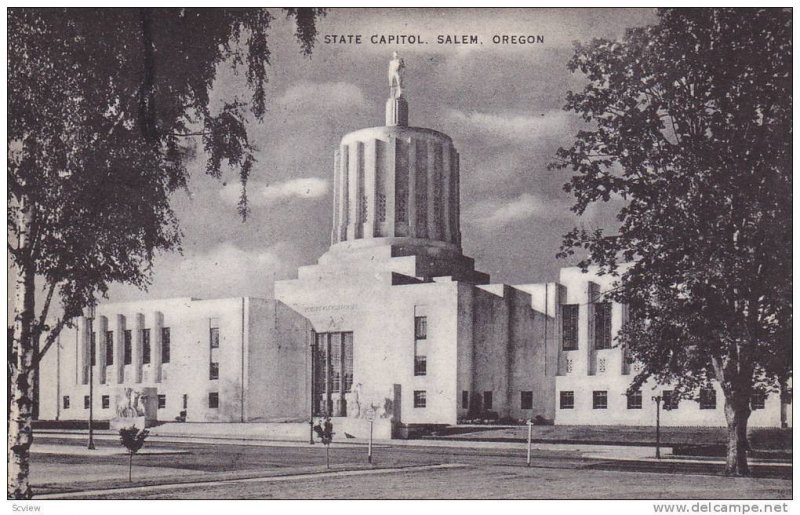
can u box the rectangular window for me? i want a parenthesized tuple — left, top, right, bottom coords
(594, 302, 612, 349)
(559, 391, 574, 409)
(663, 390, 679, 410)
(483, 391, 493, 411)
(521, 391, 533, 410)
(84, 395, 90, 409)
(562, 304, 579, 350)
(124, 330, 132, 365)
(90, 332, 96, 366)
(330, 335, 341, 393)
(414, 316, 427, 340)
(343, 332, 353, 393)
(102, 395, 110, 409)
(593, 390, 608, 409)
(158, 394, 166, 409)
(751, 393, 766, 410)
(413, 390, 427, 408)
(182, 394, 188, 410)
(63, 396, 70, 409)
(142, 329, 151, 365)
(105, 331, 114, 365)
(209, 362, 219, 380)
(699, 388, 717, 410)
(462, 390, 469, 410)
(161, 327, 171, 364)
(414, 355, 427, 376)
(208, 392, 219, 409)
(627, 390, 643, 409)
(209, 327, 220, 349)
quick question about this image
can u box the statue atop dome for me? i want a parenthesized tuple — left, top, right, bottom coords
(388, 51, 405, 98)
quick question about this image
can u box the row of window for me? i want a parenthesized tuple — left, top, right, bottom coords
(89, 327, 171, 366)
(64, 393, 220, 410)
(562, 303, 612, 351)
(64, 394, 168, 410)
(414, 315, 428, 376)
(559, 390, 770, 410)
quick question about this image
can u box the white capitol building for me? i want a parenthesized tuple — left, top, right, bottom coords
(38, 56, 789, 437)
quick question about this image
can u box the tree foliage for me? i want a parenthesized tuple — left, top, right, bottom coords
(7, 7, 323, 499)
(552, 8, 791, 475)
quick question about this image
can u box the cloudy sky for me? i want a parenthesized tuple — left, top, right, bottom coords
(107, 7, 657, 303)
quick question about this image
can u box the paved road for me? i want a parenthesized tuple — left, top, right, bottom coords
(30, 436, 791, 500)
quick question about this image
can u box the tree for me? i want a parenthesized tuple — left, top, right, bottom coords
(118, 426, 150, 482)
(313, 416, 334, 468)
(8, 7, 323, 498)
(552, 8, 791, 476)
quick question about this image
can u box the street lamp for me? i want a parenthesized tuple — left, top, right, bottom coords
(309, 337, 316, 445)
(85, 299, 96, 450)
(651, 395, 662, 459)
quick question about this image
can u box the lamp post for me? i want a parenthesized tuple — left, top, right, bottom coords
(309, 338, 316, 445)
(652, 395, 662, 459)
(85, 299, 96, 450)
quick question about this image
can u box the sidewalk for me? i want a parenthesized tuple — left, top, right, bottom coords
(33, 429, 790, 468)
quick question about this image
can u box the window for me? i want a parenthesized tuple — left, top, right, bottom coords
(123, 330, 132, 365)
(663, 390, 679, 410)
(182, 394, 188, 410)
(559, 391, 574, 409)
(63, 396, 70, 409)
(161, 327, 171, 364)
(751, 393, 766, 410)
(208, 392, 219, 409)
(105, 331, 114, 365)
(565, 359, 574, 374)
(413, 390, 427, 408)
(414, 316, 427, 340)
(598, 358, 607, 374)
(562, 304, 579, 350)
(330, 338, 341, 393)
(594, 302, 612, 349)
(142, 329, 151, 365)
(158, 395, 166, 409)
(414, 356, 427, 376)
(90, 332, 96, 366)
(521, 391, 533, 410)
(593, 390, 608, 409)
(699, 388, 717, 410)
(209, 327, 220, 349)
(84, 395, 90, 409)
(343, 332, 353, 393)
(209, 362, 219, 380)
(627, 390, 643, 409)
(483, 391, 493, 411)
(102, 395, 110, 409)
(462, 391, 469, 410)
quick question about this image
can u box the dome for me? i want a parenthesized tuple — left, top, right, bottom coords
(330, 54, 462, 251)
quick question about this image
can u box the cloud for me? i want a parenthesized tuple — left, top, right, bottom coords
(465, 193, 556, 231)
(446, 109, 576, 143)
(107, 241, 304, 302)
(276, 81, 366, 109)
(220, 177, 329, 208)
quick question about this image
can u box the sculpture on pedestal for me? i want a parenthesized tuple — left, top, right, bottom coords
(388, 51, 405, 98)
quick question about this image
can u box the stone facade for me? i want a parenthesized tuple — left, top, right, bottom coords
(38, 297, 311, 423)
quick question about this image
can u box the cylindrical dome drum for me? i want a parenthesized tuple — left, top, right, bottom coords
(330, 53, 462, 251)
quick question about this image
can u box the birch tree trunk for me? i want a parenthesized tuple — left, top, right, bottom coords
(722, 390, 751, 476)
(8, 198, 36, 499)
